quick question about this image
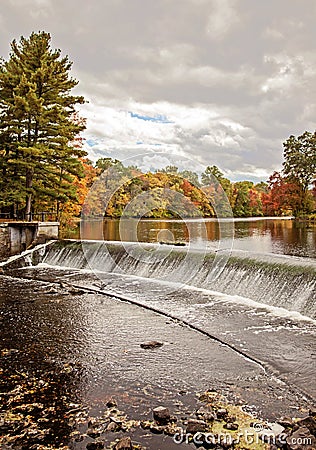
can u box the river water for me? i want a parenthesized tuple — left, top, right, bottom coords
(76, 217, 316, 259)
(0, 218, 315, 449)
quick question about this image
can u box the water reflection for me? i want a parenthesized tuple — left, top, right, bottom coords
(76, 218, 316, 258)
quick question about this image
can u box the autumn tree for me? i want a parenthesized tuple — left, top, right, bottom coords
(231, 181, 254, 217)
(261, 172, 302, 216)
(0, 31, 86, 219)
(201, 165, 233, 216)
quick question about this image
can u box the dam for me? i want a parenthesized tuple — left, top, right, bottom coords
(1, 236, 315, 448)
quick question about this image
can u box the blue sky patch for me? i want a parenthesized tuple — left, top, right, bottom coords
(86, 138, 98, 147)
(129, 112, 174, 124)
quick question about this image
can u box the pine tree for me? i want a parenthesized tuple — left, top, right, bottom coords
(0, 31, 86, 220)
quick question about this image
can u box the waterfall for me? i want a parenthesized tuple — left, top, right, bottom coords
(6, 239, 312, 319)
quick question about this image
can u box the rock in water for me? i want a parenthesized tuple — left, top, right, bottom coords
(114, 437, 132, 450)
(216, 408, 228, 420)
(140, 341, 163, 349)
(106, 397, 117, 408)
(297, 415, 316, 435)
(224, 422, 239, 431)
(186, 419, 207, 433)
(153, 406, 171, 424)
(286, 426, 316, 449)
(86, 442, 105, 450)
(107, 421, 119, 432)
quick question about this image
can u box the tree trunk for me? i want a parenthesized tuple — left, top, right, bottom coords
(25, 168, 33, 221)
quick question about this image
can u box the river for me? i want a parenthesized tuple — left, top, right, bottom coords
(0, 217, 315, 449)
(75, 217, 316, 259)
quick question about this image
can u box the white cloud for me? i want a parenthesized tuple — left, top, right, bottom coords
(261, 53, 316, 94)
(9, 0, 52, 17)
(2, 0, 316, 181)
(263, 27, 284, 40)
(206, 0, 240, 40)
(79, 97, 265, 178)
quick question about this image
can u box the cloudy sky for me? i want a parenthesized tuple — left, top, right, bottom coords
(1, 0, 316, 182)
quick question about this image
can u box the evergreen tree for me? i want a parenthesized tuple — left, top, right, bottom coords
(0, 31, 86, 220)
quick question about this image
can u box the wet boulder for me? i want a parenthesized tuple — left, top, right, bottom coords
(216, 408, 228, 420)
(107, 421, 120, 432)
(186, 419, 207, 433)
(153, 406, 171, 424)
(296, 415, 316, 436)
(277, 417, 294, 429)
(286, 426, 316, 449)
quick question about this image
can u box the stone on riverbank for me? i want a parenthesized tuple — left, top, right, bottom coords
(216, 408, 228, 420)
(186, 418, 207, 433)
(153, 406, 171, 424)
(296, 415, 316, 435)
(223, 422, 239, 430)
(196, 405, 215, 422)
(285, 426, 316, 449)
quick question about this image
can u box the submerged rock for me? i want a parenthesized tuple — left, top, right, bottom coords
(68, 287, 85, 295)
(114, 436, 132, 449)
(140, 341, 163, 349)
(149, 423, 165, 434)
(106, 398, 117, 408)
(107, 421, 120, 432)
(86, 441, 105, 450)
(87, 428, 101, 438)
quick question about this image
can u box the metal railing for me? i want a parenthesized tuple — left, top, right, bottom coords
(0, 211, 58, 222)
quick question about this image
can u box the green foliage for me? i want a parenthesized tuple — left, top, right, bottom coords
(200, 166, 233, 217)
(283, 131, 316, 191)
(95, 157, 121, 174)
(232, 181, 253, 217)
(201, 165, 224, 185)
(282, 131, 316, 214)
(160, 165, 178, 174)
(0, 31, 86, 219)
(178, 169, 200, 187)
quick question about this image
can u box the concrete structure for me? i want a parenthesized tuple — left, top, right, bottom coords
(0, 222, 59, 261)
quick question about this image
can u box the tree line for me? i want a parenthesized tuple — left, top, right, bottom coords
(0, 32, 315, 225)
